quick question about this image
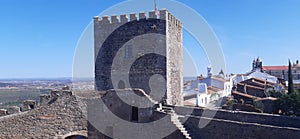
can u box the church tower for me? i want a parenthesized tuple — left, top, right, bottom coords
(252, 57, 263, 72)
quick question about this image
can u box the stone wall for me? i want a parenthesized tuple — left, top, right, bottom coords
(174, 106, 300, 129)
(94, 10, 183, 106)
(0, 91, 87, 139)
(151, 106, 300, 139)
(165, 10, 183, 106)
(94, 11, 167, 93)
(180, 116, 300, 139)
(87, 107, 186, 139)
(0, 109, 7, 117)
(0, 89, 299, 138)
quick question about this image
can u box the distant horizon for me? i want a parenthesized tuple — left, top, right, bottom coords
(0, 76, 198, 80)
(0, 59, 295, 79)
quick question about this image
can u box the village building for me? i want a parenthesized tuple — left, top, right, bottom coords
(230, 58, 286, 113)
(234, 57, 279, 84)
(263, 59, 300, 92)
(263, 60, 300, 81)
(184, 66, 233, 107)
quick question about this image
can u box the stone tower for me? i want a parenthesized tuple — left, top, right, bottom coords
(94, 10, 183, 105)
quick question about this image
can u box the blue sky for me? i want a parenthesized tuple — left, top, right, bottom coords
(0, 0, 300, 78)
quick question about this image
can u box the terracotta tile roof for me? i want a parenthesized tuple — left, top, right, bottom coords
(232, 91, 262, 99)
(207, 86, 223, 94)
(207, 86, 223, 91)
(263, 66, 288, 71)
(211, 76, 229, 82)
(237, 82, 265, 90)
(239, 78, 277, 88)
(184, 99, 196, 107)
(250, 78, 276, 86)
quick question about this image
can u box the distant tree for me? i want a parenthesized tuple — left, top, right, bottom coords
(253, 99, 264, 111)
(288, 60, 294, 95)
(275, 90, 300, 116)
(273, 61, 300, 116)
(275, 94, 292, 114)
(269, 90, 284, 98)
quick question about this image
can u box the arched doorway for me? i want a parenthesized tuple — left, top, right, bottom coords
(60, 130, 88, 139)
(65, 135, 87, 139)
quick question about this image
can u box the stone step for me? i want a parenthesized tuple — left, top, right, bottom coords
(171, 119, 178, 122)
(171, 116, 178, 119)
(166, 108, 191, 139)
(182, 132, 191, 138)
(179, 127, 187, 131)
(171, 115, 178, 118)
(180, 130, 188, 134)
(185, 136, 192, 139)
(176, 124, 183, 129)
(172, 120, 182, 124)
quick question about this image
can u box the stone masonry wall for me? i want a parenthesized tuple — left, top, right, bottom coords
(174, 106, 300, 128)
(0, 89, 299, 138)
(180, 116, 300, 139)
(174, 106, 300, 138)
(165, 11, 183, 106)
(94, 10, 183, 105)
(0, 91, 87, 139)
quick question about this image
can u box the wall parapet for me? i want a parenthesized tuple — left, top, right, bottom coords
(93, 9, 182, 28)
(174, 106, 300, 129)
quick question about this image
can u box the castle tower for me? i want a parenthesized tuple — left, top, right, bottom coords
(94, 10, 183, 105)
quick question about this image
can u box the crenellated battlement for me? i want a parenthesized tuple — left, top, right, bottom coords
(93, 9, 182, 27)
(167, 12, 183, 28)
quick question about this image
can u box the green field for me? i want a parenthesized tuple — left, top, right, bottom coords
(0, 89, 50, 109)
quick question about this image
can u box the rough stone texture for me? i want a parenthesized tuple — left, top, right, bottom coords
(0, 109, 7, 117)
(0, 90, 299, 138)
(87, 102, 185, 139)
(165, 11, 183, 106)
(0, 91, 88, 139)
(174, 106, 300, 129)
(22, 100, 36, 111)
(40, 94, 51, 105)
(100, 89, 154, 122)
(180, 116, 300, 139)
(7, 106, 20, 115)
(85, 89, 186, 139)
(174, 106, 300, 139)
(94, 10, 183, 106)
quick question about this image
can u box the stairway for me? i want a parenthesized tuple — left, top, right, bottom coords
(162, 106, 192, 139)
(139, 90, 159, 104)
(138, 90, 192, 139)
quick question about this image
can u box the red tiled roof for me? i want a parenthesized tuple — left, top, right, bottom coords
(232, 91, 262, 99)
(207, 86, 223, 94)
(263, 66, 288, 71)
(184, 100, 196, 106)
(211, 76, 229, 82)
